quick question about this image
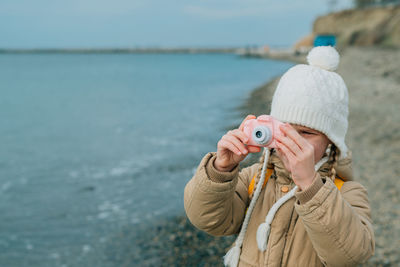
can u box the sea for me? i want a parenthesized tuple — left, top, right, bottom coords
(0, 52, 293, 266)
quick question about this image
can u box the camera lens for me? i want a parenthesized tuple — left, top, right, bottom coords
(252, 126, 272, 145)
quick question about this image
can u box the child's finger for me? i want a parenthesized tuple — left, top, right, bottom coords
(247, 145, 261, 153)
(275, 133, 302, 156)
(229, 129, 249, 144)
(279, 123, 309, 149)
(239, 114, 256, 131)
(276, 140, 296, 161)
(223, 135, 248, 154)
(218, 140, 242, 156)
(275, 147, 290, 169)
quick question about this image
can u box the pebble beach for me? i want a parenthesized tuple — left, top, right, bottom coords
(133, 47, 400, 266)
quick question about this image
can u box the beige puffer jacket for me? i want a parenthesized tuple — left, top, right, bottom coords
(184, 150, 375, 266)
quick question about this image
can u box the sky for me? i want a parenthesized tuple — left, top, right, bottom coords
(0, 0, 353, 49)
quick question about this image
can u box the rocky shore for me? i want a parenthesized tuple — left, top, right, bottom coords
(133, 47, 399, 266)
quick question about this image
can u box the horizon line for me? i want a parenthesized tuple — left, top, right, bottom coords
(0, 44, 293, 54)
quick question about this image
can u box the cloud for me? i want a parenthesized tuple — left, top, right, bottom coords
(183, 5, 269, 19)
(0, 0, 147, 16)
(182, 1, 321, 19)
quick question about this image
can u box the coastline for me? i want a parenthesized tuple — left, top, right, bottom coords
(0, 47, 238, 54)
(133, 46, 399, 266)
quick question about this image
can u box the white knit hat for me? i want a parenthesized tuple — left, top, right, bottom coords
(270, 46, 349, 159)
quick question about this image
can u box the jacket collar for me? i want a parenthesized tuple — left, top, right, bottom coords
(267, 149, 353, 184)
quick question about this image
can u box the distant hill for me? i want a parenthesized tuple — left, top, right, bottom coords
(313, 5, 400, 47)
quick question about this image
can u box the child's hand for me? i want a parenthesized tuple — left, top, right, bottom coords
(214, 115, 261, 172)
(274, 123, 316, 190)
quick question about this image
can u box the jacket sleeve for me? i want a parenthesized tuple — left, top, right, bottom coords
(294, 174, 375, 266)
(183, 152, 259, 237)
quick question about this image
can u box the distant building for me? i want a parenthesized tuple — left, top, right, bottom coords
(314, 35, 336, 47)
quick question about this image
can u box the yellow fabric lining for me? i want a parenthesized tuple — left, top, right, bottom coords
(248, 170, 345, 196)
(334, 176, 345, 190)
(247, 168, 274, 196)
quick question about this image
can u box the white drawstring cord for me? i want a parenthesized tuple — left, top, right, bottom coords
(223, 148, 330, 266)
(223, 148, 271, 267)
(256, 155, 330, 251)
(256, 185, 298, 251)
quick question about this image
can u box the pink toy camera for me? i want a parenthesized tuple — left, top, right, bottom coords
(243, 115, 285, 148)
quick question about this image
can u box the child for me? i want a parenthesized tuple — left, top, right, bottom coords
(184, 46, 375, 266)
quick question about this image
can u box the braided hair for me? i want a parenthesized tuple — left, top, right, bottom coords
(327, 143, 340, 181)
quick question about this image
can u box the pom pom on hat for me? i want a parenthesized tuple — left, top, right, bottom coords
(307, 46, 340, 71)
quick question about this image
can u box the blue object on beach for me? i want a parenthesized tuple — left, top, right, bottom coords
(314, 35, 336, 47)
